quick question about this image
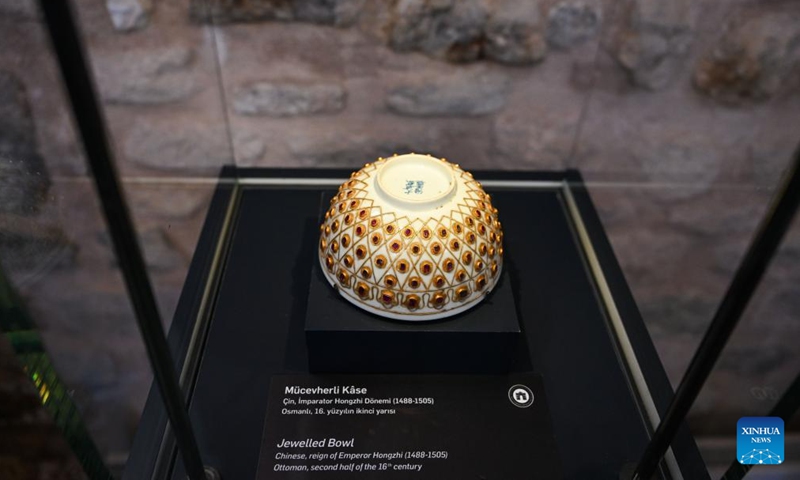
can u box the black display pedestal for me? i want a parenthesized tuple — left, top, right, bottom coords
(305, 259, 521, 373)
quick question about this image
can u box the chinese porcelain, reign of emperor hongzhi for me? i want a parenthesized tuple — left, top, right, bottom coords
(318, 153, 504, 321)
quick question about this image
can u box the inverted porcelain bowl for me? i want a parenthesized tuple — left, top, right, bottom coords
(318, 153, 504, 321)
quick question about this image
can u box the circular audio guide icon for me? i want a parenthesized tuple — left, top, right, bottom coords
(508, 384, 534, 408)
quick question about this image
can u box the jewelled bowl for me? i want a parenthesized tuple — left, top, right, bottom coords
(318, 153, 504, 321)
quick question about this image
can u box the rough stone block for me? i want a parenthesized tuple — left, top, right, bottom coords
(125, 184, 214, 220)
(98, 227, 186, 273)
(484, 0, 546, 65)
(189, 0, 364, 25)
(546, 1, 601, 50)
(232, 81, 346, 116)
(614, 0, 697, 90)
(694, 8, 800, 105)
(386, 0, 489, 63)
(491, 78, 583, 170)
(0, 71, 37, 152)
(123, 116, 233, 170)
(0, 72, 51, 216)
(386, 67, 510, 116)
(0, 214, 77, 275)
(0, 0, 38, 20)
(93, 46, 200, 105)
(106, 0, 153, 32)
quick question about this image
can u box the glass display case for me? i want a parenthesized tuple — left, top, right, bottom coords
(1, 0, 798, 479)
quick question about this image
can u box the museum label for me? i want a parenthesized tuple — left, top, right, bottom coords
(257, 373, 562, 479)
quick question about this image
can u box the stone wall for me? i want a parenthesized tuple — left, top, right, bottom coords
(1, 0, 799, 471)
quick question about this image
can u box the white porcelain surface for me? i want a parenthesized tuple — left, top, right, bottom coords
(318, 154, 504, 321)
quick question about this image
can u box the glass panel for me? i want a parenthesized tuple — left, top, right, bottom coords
(693, 218, 800, 478)
(197, 0, 797, 476)
(576, 0, 800, 476)
(200, 1, 599, 171)
(71, 0, 235, 179)
(1, 0, 227, 477)
(5, 0, 798, 477)
(1, 8, 139, 477)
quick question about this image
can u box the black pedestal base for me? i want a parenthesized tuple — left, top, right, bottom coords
(304, 257, 521, 373)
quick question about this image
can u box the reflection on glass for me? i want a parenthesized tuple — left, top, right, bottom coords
(1, 265, 111, 478)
